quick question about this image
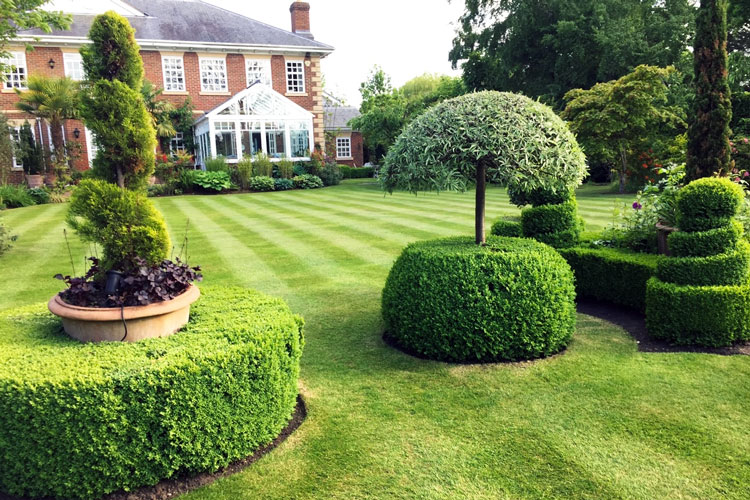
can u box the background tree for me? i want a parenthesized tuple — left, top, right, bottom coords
(80, 11, 156, 190)
(686, 0, 733, 180)
(383, 91, 587, 244)
(0, 1, 70, 73)
(15, 75, 79, 168)
(563, 66, 687, 193)
(450, 0, 695, 108)
(351, 69, 466, 162)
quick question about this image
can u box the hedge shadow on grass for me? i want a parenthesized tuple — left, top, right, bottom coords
(0, 396, 306, 500)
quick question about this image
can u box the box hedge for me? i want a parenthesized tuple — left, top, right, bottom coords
(655, 240, 750, 286)
(646, 277, 750, 346)
(557, 246, 659, 311)
(675, 177, 744, 232)
(340, 166, 375, 179)
(382, 236, 576, 362)
(667, 220, 742, 257)
(0, 287, 304, 500)
(490, 218, 522, 237)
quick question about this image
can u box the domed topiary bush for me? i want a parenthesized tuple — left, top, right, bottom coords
(646, 177, 750, 346)
(382, 236, 576, 362)
(0, 287, 304, 500)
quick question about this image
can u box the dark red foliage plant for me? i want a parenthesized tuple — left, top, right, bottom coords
(55, 257, 202, 307)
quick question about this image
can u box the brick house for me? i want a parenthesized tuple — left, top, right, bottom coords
(1, 0, 333, 183)
(323, 93, 364, 167)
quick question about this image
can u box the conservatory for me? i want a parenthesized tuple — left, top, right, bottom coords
(194, 83, 314, 167)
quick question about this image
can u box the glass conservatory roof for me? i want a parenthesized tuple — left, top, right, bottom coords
(198, 83, 313, 123)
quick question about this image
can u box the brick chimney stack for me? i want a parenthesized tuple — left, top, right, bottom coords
(290, 1, 313, 39)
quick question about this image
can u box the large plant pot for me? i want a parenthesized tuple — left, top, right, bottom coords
(25, 174, 43, 188)
(48, 285, 200, 343)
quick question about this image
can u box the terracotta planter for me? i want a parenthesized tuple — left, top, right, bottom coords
(656, 222, 678, 256)
(48, 285, 200, 343)
(25, 174, 44, 188)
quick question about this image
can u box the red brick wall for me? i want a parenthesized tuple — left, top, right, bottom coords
(326, 131, 364, 167)
(1, 46, 328, 183)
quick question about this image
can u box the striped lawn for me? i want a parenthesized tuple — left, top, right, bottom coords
(0, 180, 748, 500)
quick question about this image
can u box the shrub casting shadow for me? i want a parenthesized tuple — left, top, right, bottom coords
(0, 396, 307, 500)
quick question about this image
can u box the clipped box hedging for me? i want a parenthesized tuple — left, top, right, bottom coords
(382, 236, 576, 362)
(0, 287, 304, 500)
(490, 218, 522, 237)
(521, 200, 578, 234)
(340, 166, 375, 179)
(646, 277, 750, 346)
(676, 177, 744, 232)
(667, 220, 742, 257)
(655, 240, 750, 286)
(557, 246, 659, 311)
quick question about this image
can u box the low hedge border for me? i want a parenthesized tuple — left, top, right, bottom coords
(646, 277, 750, 346)
(382, 236, 576, 362)
(557, 246, 659, 311)
(667, 220, 742, 257)
(340, 166, 375, 179)
(655, 240, 750, 287)
(0, 287, 304, 500)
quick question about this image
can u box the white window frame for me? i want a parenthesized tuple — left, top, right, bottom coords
(199, 57, 228, 92)
(3, 51, 28, 90)
(285, 60, 305, 93)
(336, 137, 352, 159)
(9, 126, 28, 171)
(170, 132, 185, 153)
(63, 52, 84, 81)
(161, 55, 186, 92)
(245, 58, 272, 87)
(85, 127, 98, 168)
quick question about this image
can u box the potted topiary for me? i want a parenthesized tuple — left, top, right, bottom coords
(16, 121, 44, 188)
(48, 11, 201, 342)
(48, 179, 201, 342)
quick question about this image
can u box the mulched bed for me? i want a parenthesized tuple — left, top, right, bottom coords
(0, 395, 306, 500)
(577, 298, 750, 355)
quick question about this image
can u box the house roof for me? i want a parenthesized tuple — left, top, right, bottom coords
(19, 0, 334, 53)
(324, 105, 360, 131)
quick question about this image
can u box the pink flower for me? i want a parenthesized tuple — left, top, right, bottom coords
(744, 138, 749, 144)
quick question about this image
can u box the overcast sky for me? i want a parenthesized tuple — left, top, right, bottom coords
(203, 0, 465, 106)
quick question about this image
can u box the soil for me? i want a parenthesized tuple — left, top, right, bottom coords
(576, 298, 750, 355)
(0, 395, 306, 500)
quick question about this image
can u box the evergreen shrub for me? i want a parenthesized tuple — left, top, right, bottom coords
(0, 287, 304, 500)
(675, 177, 744, 231)
(340, 166, 375, 179)
(557, 246, 658, 311)
(67, 179, 170, 270)
(490, 218, 522, 237)
(667, 219, 742, 257)
(382, 236, 576, 362)
(655, 240, 750, 287)
(274, 178, 294, 191)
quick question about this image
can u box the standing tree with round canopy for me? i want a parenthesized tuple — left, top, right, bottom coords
(381, 91, 588, 244)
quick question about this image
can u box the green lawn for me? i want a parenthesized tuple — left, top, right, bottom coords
(1, 180, 748, 499)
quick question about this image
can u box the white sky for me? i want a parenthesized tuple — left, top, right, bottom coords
(202, 0, 465, 106)
(47, 0, 465, 106)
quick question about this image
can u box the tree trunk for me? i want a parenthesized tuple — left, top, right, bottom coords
(619, 147, 628, 194)
(116, 167, 125, 189)
(475, 163, 487, 245)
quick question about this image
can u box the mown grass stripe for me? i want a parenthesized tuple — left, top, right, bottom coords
(168, 197, 290, 297)
(245, 192, 458, 249)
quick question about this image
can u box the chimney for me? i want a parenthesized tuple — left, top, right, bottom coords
(290, 1, 314, 39)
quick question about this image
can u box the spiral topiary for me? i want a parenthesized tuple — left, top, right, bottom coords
(382, 236, 576, 362)
(647, 177, 750, 345)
